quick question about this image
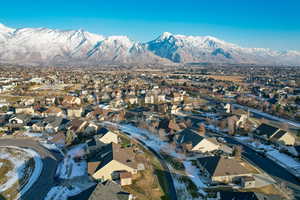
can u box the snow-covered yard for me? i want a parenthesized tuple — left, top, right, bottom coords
(44, 186, 81, 200)
(23, 132, 43, 138)
(104, 122, 207, 199)
(0, 146, 43, 199)
(56, 144, 87, 179)
(45, 144, 94, 200)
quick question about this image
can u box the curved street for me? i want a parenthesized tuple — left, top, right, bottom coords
(0, 138, 62, 200)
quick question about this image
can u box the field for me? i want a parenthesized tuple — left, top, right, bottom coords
(206, 75, 246, 82)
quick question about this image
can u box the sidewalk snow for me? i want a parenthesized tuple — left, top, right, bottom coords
(44, 186, 81, 200)
(40, 141, 64, 155)
(24, 132, 43, 137)
(18, 147, 43, 197)
(267, 150, 300, 170)
(56, 144, 87, 179)
(235, 136, 274, 151)
(183, 161, 206, 193)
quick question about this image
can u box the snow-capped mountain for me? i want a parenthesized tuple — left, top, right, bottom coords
(0, 23, 299, 66)
(147, 32, 300, 65)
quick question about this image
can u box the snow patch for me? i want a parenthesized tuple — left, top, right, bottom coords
(56, 144, 87, 179)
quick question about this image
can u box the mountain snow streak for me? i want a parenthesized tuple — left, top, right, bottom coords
(0, 24, 299, 65)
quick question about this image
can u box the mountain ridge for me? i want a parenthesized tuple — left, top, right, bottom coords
(0, 23, 299, 66)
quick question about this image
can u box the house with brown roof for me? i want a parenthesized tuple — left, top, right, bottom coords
(197, 156, 253, 183)
(68, 119, 89, 134)
(43, 106, 64, 117)
(72, 181, 133, 200)
(88, 143, 138, 182)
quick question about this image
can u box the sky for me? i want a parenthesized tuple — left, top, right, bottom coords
(0, 0, 299, 51)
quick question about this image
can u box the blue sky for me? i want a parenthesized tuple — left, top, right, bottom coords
(0, 0, 300, 50)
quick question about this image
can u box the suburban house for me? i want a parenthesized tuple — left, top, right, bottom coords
(43, 106, 64, 117)
(15, 107, 35, 115)
(176, 128, 220, 153)
(44, 116, 68, 134)
(254, 123, 295, 145)
(62, 96, 81, 106)
(96, 128, 119, 144)
(68, 119, 89, 134)
(67, 107, 83, 118)
(50, 131, 66, 147)
(31, 120, 46, 132)
(197, 156, 253, 183)
(86, 128, 119, 155)
(72, 181, 133, 200)
(9, 114, 31, 126)
(87, 143, 138, 182)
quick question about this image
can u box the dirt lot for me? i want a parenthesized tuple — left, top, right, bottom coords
(206, 75, 246, 82)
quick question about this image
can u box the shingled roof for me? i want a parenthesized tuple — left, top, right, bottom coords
(197, 156, 251, 177)
(177, 128, 204, 147)
(87, 143, 137, 174)
(255, 123, 279, 138)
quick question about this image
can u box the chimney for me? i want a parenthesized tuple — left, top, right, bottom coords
(233, 145, 243, 159)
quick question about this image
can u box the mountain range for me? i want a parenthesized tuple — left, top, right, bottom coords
(0, 23, 300, 66)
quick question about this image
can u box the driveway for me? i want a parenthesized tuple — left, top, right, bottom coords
(223, 136, 300, 199)
(0, 138, 62, 200)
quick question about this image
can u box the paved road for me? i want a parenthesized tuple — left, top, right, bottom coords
(0, 138, 62, 200)
(222, 136, 300, 199)
(232, 103, 300, 128)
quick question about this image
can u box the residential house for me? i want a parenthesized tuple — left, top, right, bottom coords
(71, 181, 133, 200)
(45, 97, 56, 105)
(67, 107, 83, 118)
(88, 143, 138, 181)
(176, 129, 220, 153)
(31, 120, 46, 132)
(255, 123, 295, 145)
(50, 131, 66, 147)
(9, 114, 31, 125)
(22, 98, 35, 106)
(68, 119, 89, 134)
(197, 156, 252, 183)
(44, 106, 64, 117)
(127, 95, 138, 105)
(15, 107, 35, 115)
(44, 116, 68, 134)
(96, 128, 119, 144)
(62, 96, 81, 106)
(120, 172, 132, 186)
